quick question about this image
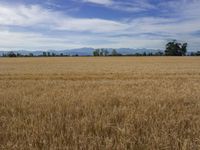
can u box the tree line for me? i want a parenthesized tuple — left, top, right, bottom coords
(1, 52, 73, 57)
(93, 49, 122, 56)
(93, 40, 199, 56)
(1, 40, 200, 57)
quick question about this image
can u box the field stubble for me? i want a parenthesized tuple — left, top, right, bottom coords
(0, 57, 200, 149)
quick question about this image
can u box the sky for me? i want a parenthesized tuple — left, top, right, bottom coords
(0, 0, 200, 51)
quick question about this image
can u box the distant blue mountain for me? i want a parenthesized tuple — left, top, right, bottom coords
(0, 48, 163, 56)
(116, 48, 162, 55)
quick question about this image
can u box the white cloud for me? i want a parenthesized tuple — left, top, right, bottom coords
(57, 18, 127, 33)
(0, 29, 167, 50)
(82, 0, 112, 5)
(0, 4, 127, 33)
(0, 5, 53, 26)
(81, 0, 155, 12)
(0, 30, 99, 50)
(0, 0, 200, 50)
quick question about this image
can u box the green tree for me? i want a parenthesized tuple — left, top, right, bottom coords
(52, 53, 56, 57)
(165, 40, 187, 56)
(93, 49, 100, 56)
(111, 49, 118, 56)
(93, 49, 109, 56)
(17, 53, 22, 57)
(181, 43, 187, 55)
(47, 52, 51, 56)
(143, 52, 147, 56)
(43, 52, 47, 56)
(100, 49, 104, 56)
(196, 51, 200, 56)
(29, 53, 34, 57)
(104, 49, 109, 56)
(7, 51, 16, 57)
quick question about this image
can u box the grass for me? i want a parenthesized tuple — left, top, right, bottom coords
(0, 57, 200, 149)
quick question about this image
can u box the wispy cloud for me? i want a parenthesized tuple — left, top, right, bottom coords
(82, 0, 112, 5)
(0, 4, 127, 33)
(81, 0, 155, 12)
(0, 0, 200, 50)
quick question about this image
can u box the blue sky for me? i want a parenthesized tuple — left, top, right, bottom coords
(0, 0, 200, 50)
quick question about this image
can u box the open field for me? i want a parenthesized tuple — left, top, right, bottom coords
(0, 57, 200, 149)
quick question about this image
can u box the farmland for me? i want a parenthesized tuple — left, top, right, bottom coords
(0, 57, 200, 149)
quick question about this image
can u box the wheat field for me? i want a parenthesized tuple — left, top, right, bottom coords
(0, 57, 200, 149)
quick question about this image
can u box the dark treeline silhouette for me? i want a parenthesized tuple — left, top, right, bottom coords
(93, 49, 122, 56)
(1, 49, 200, 57)
(92, 40, 199, 56)
(1, 52, 71, 57)
(190, 51, 200, 56)
(1, 40, 200, 57)
(42, 52, 71, 57)
(93, 49, 164, 56)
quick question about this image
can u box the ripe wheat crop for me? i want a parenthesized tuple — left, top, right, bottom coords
(0, 57, 200, 149)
